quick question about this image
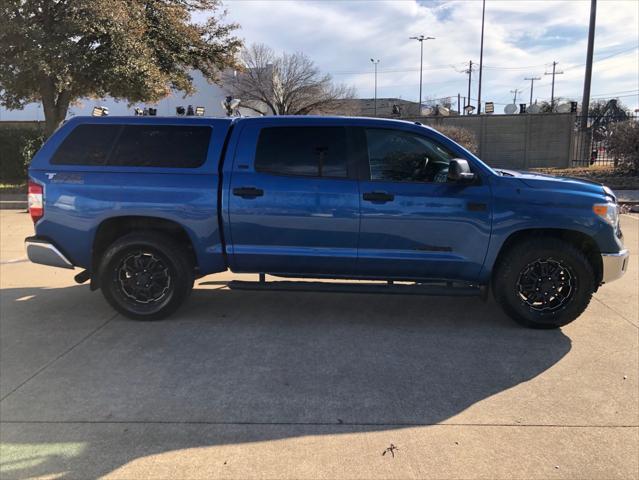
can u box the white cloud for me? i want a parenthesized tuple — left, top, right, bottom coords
(2, 0, 636, 119)
(224, 0, 639, 111)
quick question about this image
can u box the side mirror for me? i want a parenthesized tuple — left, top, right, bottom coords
(448, 159, 475, 182)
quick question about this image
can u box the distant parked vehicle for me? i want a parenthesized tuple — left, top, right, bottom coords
(25, 116, 628, 328)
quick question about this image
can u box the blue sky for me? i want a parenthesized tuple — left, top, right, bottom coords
(222, 0, 639, 112)
(2, 0, 637, 119)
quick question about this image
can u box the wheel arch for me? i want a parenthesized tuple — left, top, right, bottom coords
(92, 216, 198, 278)
(491, 228, 603, 288)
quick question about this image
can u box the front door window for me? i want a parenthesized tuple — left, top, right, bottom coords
(365, 128, 456, 183)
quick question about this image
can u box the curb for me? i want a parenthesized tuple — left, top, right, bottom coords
(0, 194, 27, 210)
(0, 201, 27, 210)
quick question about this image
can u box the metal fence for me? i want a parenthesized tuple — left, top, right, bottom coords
(571, 114, 637, 167)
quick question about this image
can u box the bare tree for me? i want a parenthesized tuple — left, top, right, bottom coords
(223, 44, 355, 115)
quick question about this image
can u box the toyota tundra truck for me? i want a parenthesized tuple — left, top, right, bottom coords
(25, 115, 629, 328)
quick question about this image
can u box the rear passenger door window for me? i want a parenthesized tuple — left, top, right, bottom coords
(255, 127, 348, 178)
(51, 124, 120, 165)
(110, 125, 211, 168)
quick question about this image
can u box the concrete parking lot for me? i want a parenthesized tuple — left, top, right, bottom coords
(1, 210, 637, 479)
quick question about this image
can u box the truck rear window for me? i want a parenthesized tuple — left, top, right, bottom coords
(52, 124, 211, 168)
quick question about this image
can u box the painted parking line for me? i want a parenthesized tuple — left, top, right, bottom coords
(0, 257, 28, 265)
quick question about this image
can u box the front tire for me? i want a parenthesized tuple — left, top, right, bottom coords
(493, 238, 595, 329)
(98, 232, 194, 320)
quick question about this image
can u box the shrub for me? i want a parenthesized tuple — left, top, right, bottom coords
(434, 125, 478, 155)
(607, 120, 639, 173)
(0, 123, 45, 182)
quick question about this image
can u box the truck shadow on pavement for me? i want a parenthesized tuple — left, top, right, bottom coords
(0, 284, 572, 479)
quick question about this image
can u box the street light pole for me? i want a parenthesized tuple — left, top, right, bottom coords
(370, 59, 380, 116)
(477, 0, 486, 114)
(581, 0, 597, 129)
(466, 60, 473, 114)
(409, 35, 435, 114)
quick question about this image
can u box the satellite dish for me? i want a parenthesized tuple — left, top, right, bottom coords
(504, 104, 517, 115)
(439, 106, 450, 116)
(528, 103, 541, 114)
(221, 96, 242, 117)
(556, 103, 572, 113)
(421, 106, 434, 116)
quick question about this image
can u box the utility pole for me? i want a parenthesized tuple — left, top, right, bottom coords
(458, 93, 461, 115)
(477, 0, 486, 114)
(466, 60, 473, 114)
(370, 59, 380, 116)
(510, 89, 522, 104)
(545, 61, 564, 110)
(581, 0, 597, 128)
(524, 76, 541, 106)
(409, 35, 435, 114)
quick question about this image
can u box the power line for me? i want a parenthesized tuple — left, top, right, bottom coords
(329, 64, 459, 75)
(329, 44, 637, 77)
(592, 88, 639, 96)
(564, 45, 639, 71)
(330, 62, 554, 76)
(482, 63, 548, 70)
(549, 88, 639, 99)
(591, 90, 639, 98)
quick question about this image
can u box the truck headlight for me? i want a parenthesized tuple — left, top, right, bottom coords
(593, 202, 619, 226)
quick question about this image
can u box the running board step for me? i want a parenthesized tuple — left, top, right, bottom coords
(227, 280, 483, 296)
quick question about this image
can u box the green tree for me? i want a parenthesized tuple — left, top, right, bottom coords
(0, 0, 241, 136)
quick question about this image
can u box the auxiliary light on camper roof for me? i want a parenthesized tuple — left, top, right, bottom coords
(92, 106, 109, 117)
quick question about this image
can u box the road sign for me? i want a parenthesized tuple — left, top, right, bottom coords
(484, 102, 494, 114)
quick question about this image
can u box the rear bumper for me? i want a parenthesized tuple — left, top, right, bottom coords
(25, 237, 74, 269)
(601, 249, 629, 284)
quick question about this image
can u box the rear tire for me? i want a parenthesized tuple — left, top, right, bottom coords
(493, 238, 595, 329)
(98, 232, 194, 320)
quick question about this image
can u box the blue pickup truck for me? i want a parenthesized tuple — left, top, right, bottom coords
(25, 115, 628, 328)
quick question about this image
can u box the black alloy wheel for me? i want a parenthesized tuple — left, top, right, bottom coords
(99, 232, 194, 320)
(115, 251, 172, 305)
(493, 237, 595, 329)
(516, 258, 575, 312)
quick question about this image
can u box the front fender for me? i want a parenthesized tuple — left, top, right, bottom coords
(479, 180, 619, 282)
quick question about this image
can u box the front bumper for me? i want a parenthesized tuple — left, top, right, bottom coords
(25, 237, 74, 269)
(601, 249, 629, 284)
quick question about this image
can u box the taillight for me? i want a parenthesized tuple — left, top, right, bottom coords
(28, 180, 43, 223)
